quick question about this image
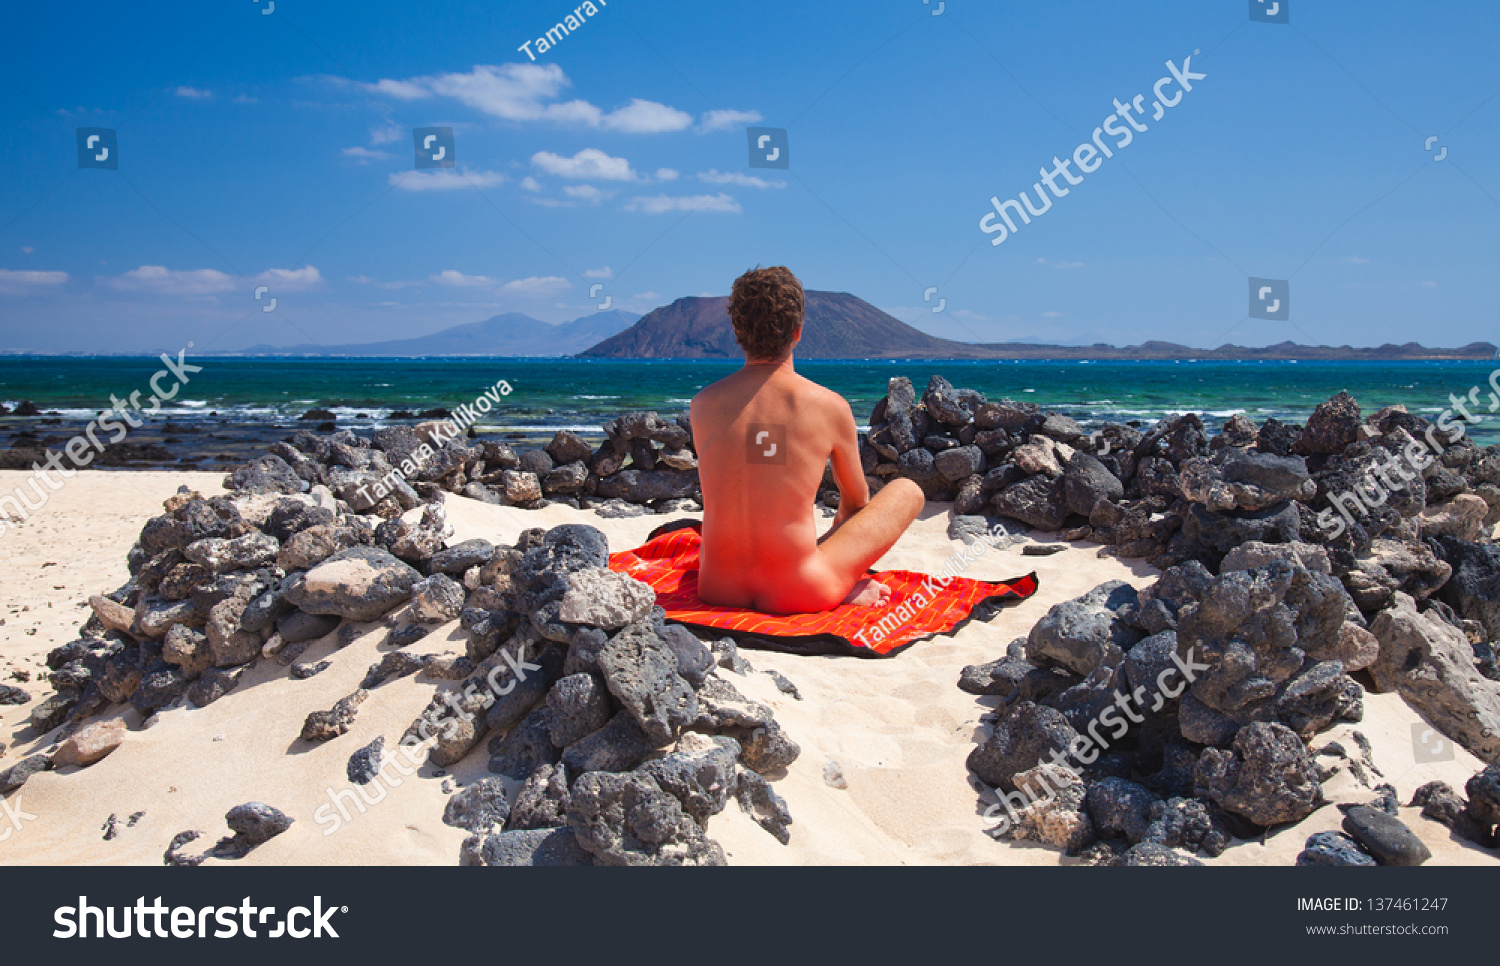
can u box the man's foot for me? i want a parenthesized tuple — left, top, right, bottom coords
(842, 577, 892, 608)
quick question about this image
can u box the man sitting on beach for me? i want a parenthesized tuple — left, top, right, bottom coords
(691, 267, 925, 614)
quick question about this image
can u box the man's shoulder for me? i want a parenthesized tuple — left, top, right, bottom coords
(691, 373, 735, 403)
(789, 373, 851, 411)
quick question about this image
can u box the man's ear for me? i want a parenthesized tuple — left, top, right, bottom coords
(791, 325, 802, 346)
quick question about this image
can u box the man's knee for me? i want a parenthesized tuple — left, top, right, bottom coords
(888, 478, 925, 513)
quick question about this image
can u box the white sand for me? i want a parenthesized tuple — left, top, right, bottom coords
(0, 469, 1494, 866)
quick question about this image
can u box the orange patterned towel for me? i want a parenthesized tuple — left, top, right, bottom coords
(607, 521, 1039, 658)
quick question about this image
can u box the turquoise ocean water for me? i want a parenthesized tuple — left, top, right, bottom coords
(2, 357, 1499, 446)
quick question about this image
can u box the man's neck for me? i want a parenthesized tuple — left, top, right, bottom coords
(744, 352, 795, 375)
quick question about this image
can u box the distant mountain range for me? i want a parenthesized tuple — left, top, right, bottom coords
(219, 309, 639, 357)
(174, 292, 1498, 360)
(583, 292, 1498, 360)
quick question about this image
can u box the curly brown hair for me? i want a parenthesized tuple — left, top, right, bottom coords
(727, 266, 804, 361)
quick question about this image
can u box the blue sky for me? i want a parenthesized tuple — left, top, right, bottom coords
(1, 0, 1497, 353)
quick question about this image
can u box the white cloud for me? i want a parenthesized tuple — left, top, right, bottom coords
(1340, 256, 1372, 264)
(503, 276, 570, 294)
(1422, 280, 1437, 288)
(20, 246, 34, 255)
(584, 266, 613, 279)
(1042, 311, 1063, 318)
(0, 269, 68, 294)
(369, 122, 403, 145)
(520, 176, 542, 192)
(697, 109, 763, 133)
(697, 169, 784, 189)
(563, 184, 606, 203)
(602, 98, 692, 134)
(103, 265, 321, 296)
(175, 86, 212, 100)
(252, 266, 323, 291)
(414, 272, 571, 296)
(355, 63, 692, 133)
(532, 148, 636, 181)
(390, 167, 506, 191)
(432, 270, 498, 287)
(349, 275, 422, 290)
(108, 266, 235, 295)
(624, 193, 741, 214)
(654, 168, 679, 182)
(364, 77, 430, 100)
(342, 146, 393, 162)
(233, 94, 258, 104)
(1034, 257, 1083, 269)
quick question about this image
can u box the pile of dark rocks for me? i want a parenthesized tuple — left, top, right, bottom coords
(18, 423, 797, 866)
(230, 419, 703, 520)
(868, 376, 1498, 568)
(429, 522, 799, 866)
(937, 375, 1500, 864)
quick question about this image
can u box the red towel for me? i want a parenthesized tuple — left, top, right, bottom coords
(607, 521, 1039, 658)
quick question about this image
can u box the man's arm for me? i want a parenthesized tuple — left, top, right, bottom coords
(826, 394, 870, 528)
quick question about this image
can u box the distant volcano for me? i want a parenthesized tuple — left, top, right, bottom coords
(581, 291, 994, 359)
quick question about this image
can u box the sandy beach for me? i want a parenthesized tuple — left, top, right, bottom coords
(0, 467, 1493, 867)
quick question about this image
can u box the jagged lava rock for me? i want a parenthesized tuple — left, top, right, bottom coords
(596, 622, 698, 745)
(1297, 830, 1376, 867)
(1369, 592, 1500, 761)
(567, 771, 726, 867)
(1194, 722, 1323, 827)
(284, 546, 422, 621)
(443, 777, 511, 833)
(1025, 581, 1142, 676)
(967, 701, 1079, 793)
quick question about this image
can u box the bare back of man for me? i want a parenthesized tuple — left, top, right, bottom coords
(692, 360, 924, 614)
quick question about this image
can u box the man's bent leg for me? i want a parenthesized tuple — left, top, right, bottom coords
(817, 479, 925, 589)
